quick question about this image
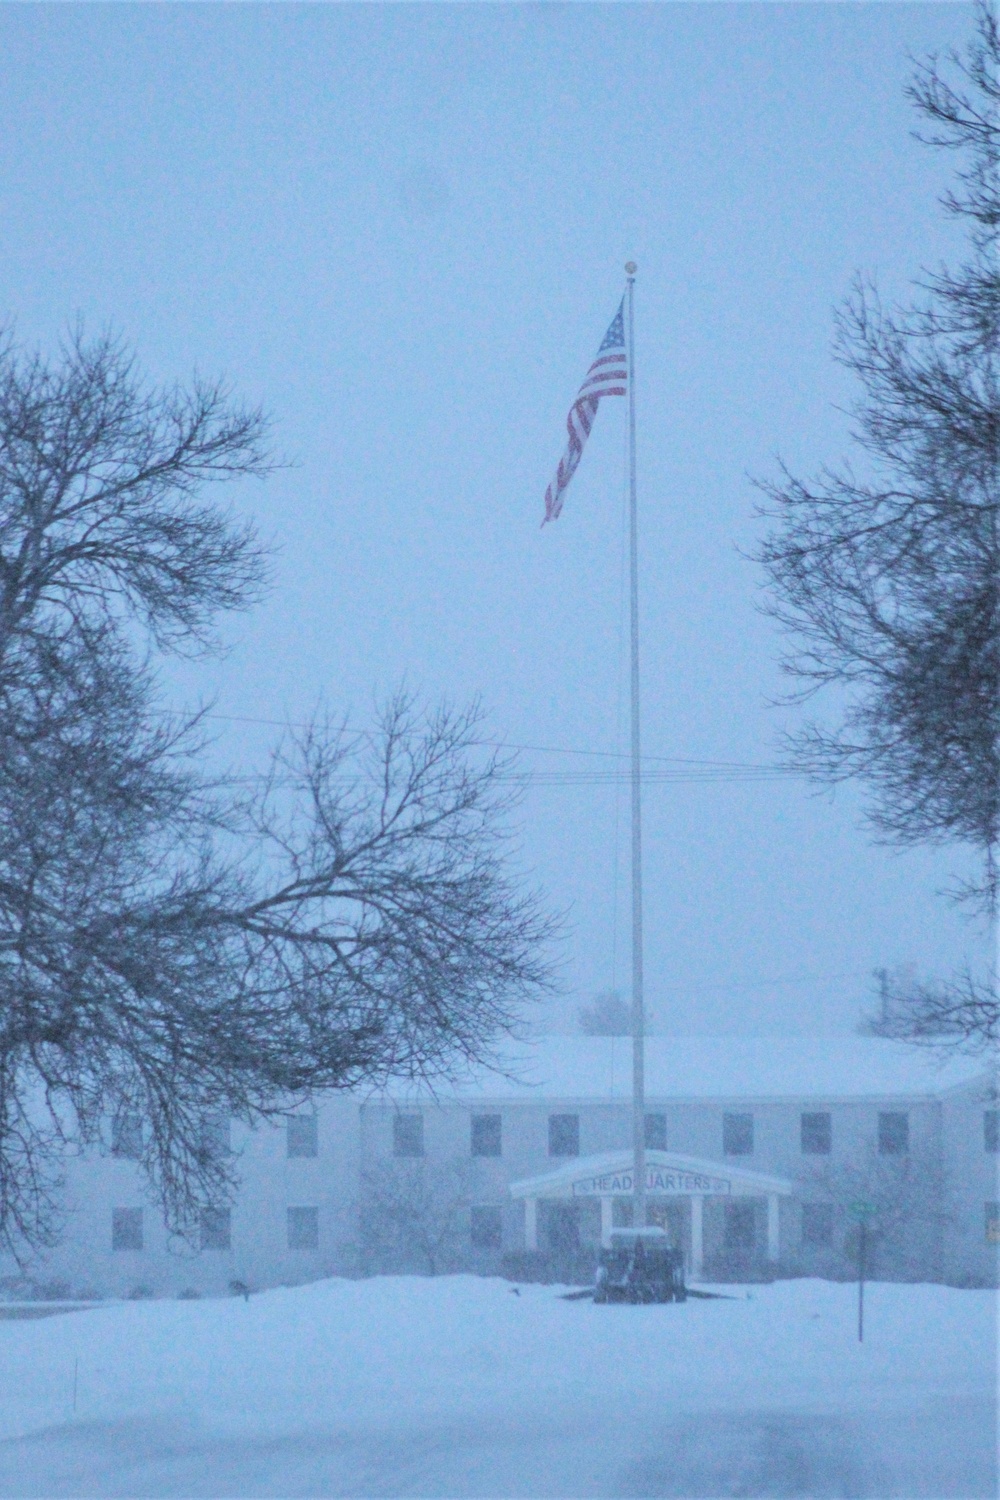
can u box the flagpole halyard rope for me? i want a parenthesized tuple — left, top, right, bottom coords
(625, 262, 647, 1233)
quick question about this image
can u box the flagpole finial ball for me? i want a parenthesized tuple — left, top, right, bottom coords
(625, 261, 637, 275)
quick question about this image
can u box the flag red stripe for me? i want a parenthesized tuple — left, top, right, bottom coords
(543, 303, 627, 525)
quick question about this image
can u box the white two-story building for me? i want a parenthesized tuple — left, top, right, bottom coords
(5, 1037, 997, 1298)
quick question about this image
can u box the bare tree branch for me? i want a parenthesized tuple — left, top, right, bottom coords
(0, 333, 557, 1260)
(754, 3, 1000, 1052)
(864, 965, 1000, 1056)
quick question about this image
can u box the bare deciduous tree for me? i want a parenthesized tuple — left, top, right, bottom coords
(0, 326, 271, 656)
(359, 1155, 471, 1276)
(755, 5, 1000, 1055)
(577, 990, 631, 1036)
(801, 1139, 951, 1283)
(863, 962, 999, 1053)
(0, 331, 556, 1260)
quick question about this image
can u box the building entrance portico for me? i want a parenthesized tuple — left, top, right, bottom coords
(510, 1150, 793, 1279)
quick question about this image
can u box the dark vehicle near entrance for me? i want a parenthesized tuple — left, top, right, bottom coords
(593, 1228, 687, 1303)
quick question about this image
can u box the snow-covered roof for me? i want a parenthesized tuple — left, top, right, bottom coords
(391, 1036, 994, 1105)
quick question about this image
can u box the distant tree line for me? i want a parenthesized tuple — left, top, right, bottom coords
(578, 990, 631, 1036)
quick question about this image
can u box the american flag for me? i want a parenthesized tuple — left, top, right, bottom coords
(543, 299, 627, 525)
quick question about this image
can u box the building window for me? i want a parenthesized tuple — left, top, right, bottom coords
(987, 1203, 1000, 1244)
(645, 1113, 667, 1151)
(985, 1111, 999, 1154)
(470, 1205, 503, 1249)
(801, 1112, 832, 1155)
(287, 1115, 318, 1158)
(287, 1206, 319, 1250)
(612, 1198, 634, 1229)
(723, 1112, 754, 1156)
(199, 1113, 231, 1159)
(548, 1114, 579, 1157)
(723, 1201, 756, 1251)
(393, 1112, 424, 1157)
(801, 1203, 834, 1248)
(199, 1207, 231, 1251)
(111, 1113, 144, 1160)
(878, 1111, 909, 1155)
(471, 1114, 502, 1157)
(111, 1207, 143, 1251)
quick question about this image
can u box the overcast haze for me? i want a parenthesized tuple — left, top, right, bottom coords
(0, 1, 983, 1037)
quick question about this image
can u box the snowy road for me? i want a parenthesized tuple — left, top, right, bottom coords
(0, 1400, 994, 1497)
(0, 1277, 994, 1497)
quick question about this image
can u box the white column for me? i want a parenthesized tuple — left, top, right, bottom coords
(690, 1195, 703, 1281)
(600, 1196, 613, 1247)
(524, 1197, 537, 1251)
(767, 1194, 780, 1262)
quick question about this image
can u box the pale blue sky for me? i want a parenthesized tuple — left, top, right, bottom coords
(0, 2, 981, 1034)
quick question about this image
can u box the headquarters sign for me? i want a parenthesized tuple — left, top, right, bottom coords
(571, 1167, 732, 1197)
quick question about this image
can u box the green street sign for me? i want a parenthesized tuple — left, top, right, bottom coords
(849, 1200, 877, 1219)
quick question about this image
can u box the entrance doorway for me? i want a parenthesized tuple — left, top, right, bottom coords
(611, 1197, 685, 1251)
(542, 1202, 580, 1253)
(646, 1199, 684, 1249)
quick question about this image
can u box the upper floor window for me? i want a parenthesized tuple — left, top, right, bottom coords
(985, 1111, 999, 1154)
(723, 1112, 754, 1156)
(471, 1113, 502, 1157)
(111, 1113, 144, 1160)
(801, 1112, 832, 1155)
(199, 1113, 231, 1160)
(548, 1114, 579, 1157)
(111, 1207, 143, 1252)
(644, 1113, 667, 1151)
(393, 1112, 424, 1157)
(287, 1115, 318, 1158)
(878, 1111, 909, 1155)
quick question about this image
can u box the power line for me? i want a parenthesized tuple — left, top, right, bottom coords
(502, 768, 790, 787)
(177, 710, 799, 783)
(654, 968, 869, 996)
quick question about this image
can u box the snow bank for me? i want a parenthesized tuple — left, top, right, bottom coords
(0, 1275, 994, 1495)
(0, 1274, 992, 1440)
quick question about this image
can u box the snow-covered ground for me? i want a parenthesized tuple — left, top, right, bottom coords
(0, 1276, 995, 1497)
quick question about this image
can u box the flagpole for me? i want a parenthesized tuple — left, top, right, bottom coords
(625, 261, 646, 1233)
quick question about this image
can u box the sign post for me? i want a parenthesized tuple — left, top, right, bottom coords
(849, 1200, 876, 1342)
